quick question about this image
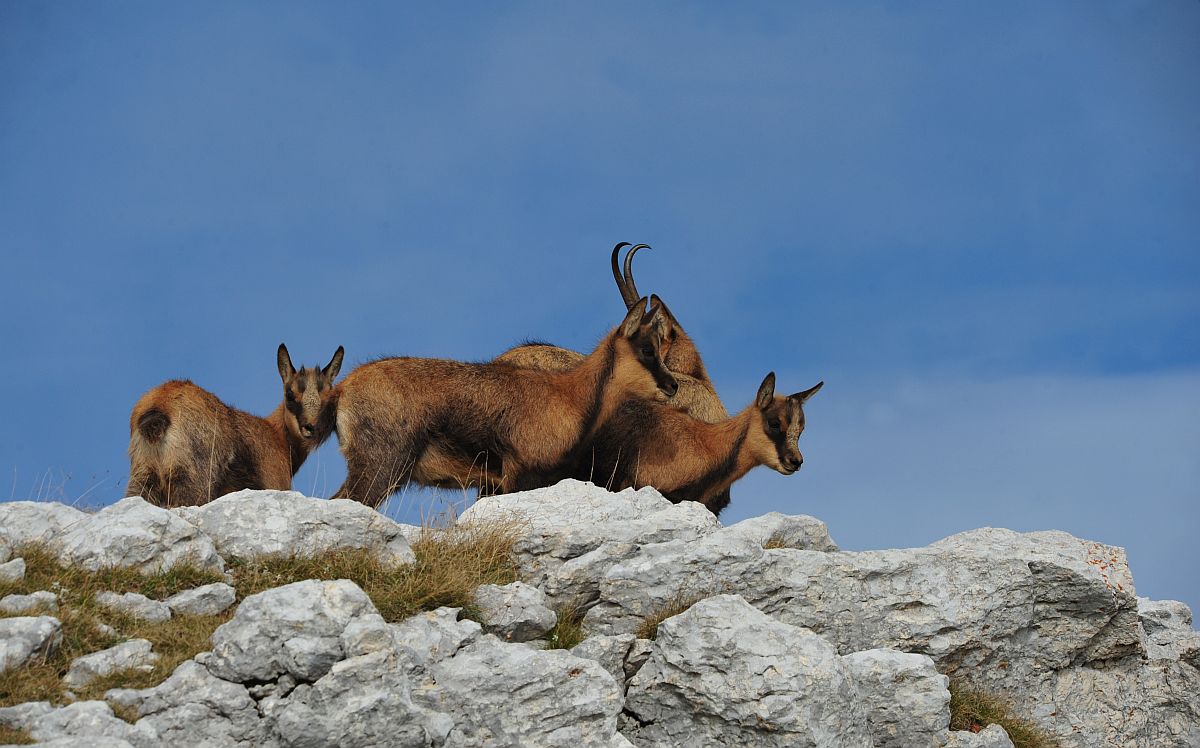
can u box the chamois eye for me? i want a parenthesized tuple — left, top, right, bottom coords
(641, 345, 654, 358)
(767, 419, 781, 432)
(286, 391, 296, 403)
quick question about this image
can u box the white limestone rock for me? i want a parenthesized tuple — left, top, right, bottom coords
(0, 501, 88, 546)
(0, 616, 62, 673)
(23, 701, 150, 744)
(622, 595, 870, 747)
(944, 724, 1015, 748)
(0, 528, 10, 563)
(94, 592, 172, 623)
(0, 557, 24, 584)
(722, 511, 839, 551)
(1138, 597, 1200, 667)
(57, 497, 223, 574)
(459, 480, 720, 606)
(421, 634, 625, 747)
(841, 648, 950, 748)
(389, 607, 481, 676)
(570, 633, 638, 686)
(275, 649, 449, 748)
(174, 489, 416, 565)
(63, 639, 158, 690)
(104, 659, 273, 748)
(206, 579, 377, 684)
(472, 581, 557, 643)
(0, 590, 57, 615)
(163, 582, 237, 617)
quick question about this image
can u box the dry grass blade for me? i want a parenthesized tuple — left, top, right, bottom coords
(0, 724, 33, 745)
(545, 602, 586, 650)
(0, 543, 228, 709)
(949, 682, 1060, 748)
(634, 591, 708, 641)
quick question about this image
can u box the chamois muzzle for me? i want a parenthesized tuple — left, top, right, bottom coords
(300, 423, 316, 438)
(658, 372, 679, 398)
(781, 454, 803, 474)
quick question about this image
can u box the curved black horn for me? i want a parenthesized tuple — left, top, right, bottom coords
(610, 242, 638, 309)
(623, 243, 651, 307)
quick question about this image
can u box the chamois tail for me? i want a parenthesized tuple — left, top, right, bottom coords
(137, 409, 171, 443)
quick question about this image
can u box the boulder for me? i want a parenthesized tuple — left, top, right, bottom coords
(0, 590, 57, 615)
(275, 649, 448, 748)
(0, 528, 10, 563)
(459, 480, 719, 606)
(1138, 597, 1200, 667)
(472, 581, 557, 642)
(63, 639, 158, 690)
(422, 634, 626, 747)
(389, 607, 482, 676)
(722, 511, 839, 551)
(22, 701, 150, 744)
(570, 633, 638, 686)
(622, 595, 870, 747)
(0, 557, 25, 584)
(57, 497, 223, 574)
(105, 659, 273, 748)
(206, 579, 378, 684)
(163, 582, 237, 617)
(0, 501, 88, 546)
(944, 724, 1015, 748)
(174, 489, 416, 565)
(94, 592, 172, 623)
(841, 648, 949, 748)
(0, 616, 62, 672)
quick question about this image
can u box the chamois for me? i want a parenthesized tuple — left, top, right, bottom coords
(126, 344, 344, 507)
(332, 299, 677, 506)
(495, 241, 733, 506)
(567, 373, 823, 516)
(496, 243, 728, 421)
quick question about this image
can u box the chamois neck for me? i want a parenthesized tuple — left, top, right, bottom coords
(265, 404, 310, 477)
(703, 406, 762, 490)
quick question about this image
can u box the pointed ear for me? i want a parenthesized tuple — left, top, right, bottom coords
(323, 346, 345, 380)
(790, 381, 824, 404)
(620, 297, 648, 337)
(649, 294, 679, 327)
(277, 343, 295, 382)
(756, 372, 777, 410)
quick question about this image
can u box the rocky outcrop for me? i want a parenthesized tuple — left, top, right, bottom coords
(1, 481, 1196, 747)
(0, 557, 25, 584)
(623, 595, 869, 747)
(173, 489, 416, 565)
(63, 640, 158, 690)
(0, 591, 57, 615)
(1, 615, 62, 673)
(94, 592, 172, 623)
(57, 497, 224, 574)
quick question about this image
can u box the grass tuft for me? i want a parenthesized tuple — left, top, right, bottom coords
(0, 724, 34, 744)
(545, 602, 587, 650)
(763, 532, 792, 550)
(1, 519, 522, 710)
(228, 519, 522, 622)
(949, 682, 1059, 748)
(634, 591, 708, 641)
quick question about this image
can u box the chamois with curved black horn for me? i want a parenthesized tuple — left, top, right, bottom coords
(126, 344, 344, 507)
(566, 373, 822, 516)
(332, 299, 677, 506)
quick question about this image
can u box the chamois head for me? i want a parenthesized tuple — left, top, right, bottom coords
(616, 297, 679, 399)
(751, 373, 823, 475)
(610, 242, 709, 382)
(277, 343, 344, 442)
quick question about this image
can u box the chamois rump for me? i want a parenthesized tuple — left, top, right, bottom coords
(126, 344, 344, 507)
(567, 372, 822, 516)
(332, 299, 678, 506)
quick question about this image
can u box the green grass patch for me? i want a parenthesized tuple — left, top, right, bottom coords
(949, 682, 1059, 748)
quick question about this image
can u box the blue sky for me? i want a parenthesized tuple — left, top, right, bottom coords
(1, 3, 1197, 612)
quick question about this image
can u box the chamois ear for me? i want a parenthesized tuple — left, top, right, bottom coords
(649, 294, 679, 330)
(323, 346, 345, 380)
(790, 381, 824, 404)
(620, 297, 648, 337)
(756, 372, 777, 410)
(277, 343, 296, 382)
